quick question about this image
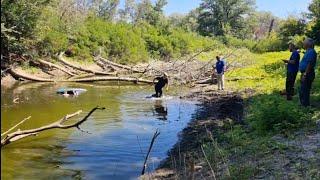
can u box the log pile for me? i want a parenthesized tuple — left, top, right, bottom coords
(57, 53, 116, 76)
(8, 52, 154, 84)
(7, 49, 242, 85)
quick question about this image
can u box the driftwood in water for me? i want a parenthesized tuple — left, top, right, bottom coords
(98, 57, 143, 73)
(37, 59, 77, 76)
(58, 53, 116, 76)
(141, 129, 160, 175)
(1, 107, 105, 147)
(9, 68, 153, 84)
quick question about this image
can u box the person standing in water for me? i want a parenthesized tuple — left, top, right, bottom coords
(152, 73, 169, 98)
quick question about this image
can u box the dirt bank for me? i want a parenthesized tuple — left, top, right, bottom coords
(141, 86, 244, 179)
(141, 84, 320, 179)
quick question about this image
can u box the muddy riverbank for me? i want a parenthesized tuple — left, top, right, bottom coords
(143, 84, 320, 179)
(140, 85, 244, 179)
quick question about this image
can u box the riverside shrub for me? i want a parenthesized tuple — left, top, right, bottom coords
(247, 95, 312, 135)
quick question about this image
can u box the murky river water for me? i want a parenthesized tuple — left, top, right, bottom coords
(1, 82, 198, 180)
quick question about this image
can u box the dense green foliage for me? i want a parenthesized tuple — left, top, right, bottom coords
(1, 0, 50, 60)
(227, 47, 320, 135)
(197, 0, 255, 37)
(35, 12, 218, 63)
(307, 0, 320, 44)
(247, 95, 312, 134)
(1, 0, 319, 65)
(202, 48, 320, 178)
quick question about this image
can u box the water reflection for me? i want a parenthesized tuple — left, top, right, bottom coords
(152, 100, 168, 121)
(1, 83, 198, 179)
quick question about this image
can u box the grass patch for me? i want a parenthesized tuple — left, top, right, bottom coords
(202, 47, 320, 178)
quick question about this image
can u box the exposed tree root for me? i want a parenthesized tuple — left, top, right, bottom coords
(1, 106, 105, 147)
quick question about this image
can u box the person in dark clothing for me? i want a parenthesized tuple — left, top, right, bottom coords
(282, 43, 300, 100)
(299, 38, 317, 107)
(152, 73, 169, 98)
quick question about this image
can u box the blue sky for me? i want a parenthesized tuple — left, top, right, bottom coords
(119, 0, 312, 18)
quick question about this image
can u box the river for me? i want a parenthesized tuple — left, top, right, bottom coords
(1, 82, 198, 180)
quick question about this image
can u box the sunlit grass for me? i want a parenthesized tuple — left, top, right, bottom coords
(203, 47, 320, 178)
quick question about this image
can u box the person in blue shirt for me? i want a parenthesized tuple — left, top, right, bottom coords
(299, 38, 317, 107)
(282, 43, 300, 100)
(215, 56, 226, 90)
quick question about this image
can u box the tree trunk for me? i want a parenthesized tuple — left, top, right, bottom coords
(58, 53, 117, 76)
(98, 56, 144, 73)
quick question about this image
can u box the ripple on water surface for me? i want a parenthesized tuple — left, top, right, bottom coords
(1, 83, 198, 180)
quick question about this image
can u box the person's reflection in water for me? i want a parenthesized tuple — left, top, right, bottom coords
(153, 100, 168, 121)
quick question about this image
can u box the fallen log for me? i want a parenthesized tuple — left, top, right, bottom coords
(9, 68, 55, 82)
(58, 53, 116, 76)
(98, 57, 143, 73)
(195, 78, 213, 84)
(1, 106, 105, 147)
(67, 73, 96, 80)
(68, 76, 154, 84)
(9, 68, 153, 84)
(37, 59, 77, 76)
(95, 60, 108, 70)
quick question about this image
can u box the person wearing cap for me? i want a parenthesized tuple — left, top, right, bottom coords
(299, 38, 317, 106)
(152, 73, 169, 98)
(282, 43, 300, 100)
(215, 56, 226, 90)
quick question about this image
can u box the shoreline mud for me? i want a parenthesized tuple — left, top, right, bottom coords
(142, 85, 244, 179)
(142, 84, 320, 179)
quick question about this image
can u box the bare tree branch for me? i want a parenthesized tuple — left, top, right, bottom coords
(141, 129, 161, 175)
(1, 106, 105, 147)
(1, 116, 31, 137)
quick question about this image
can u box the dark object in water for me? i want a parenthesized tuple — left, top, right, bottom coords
(57, 88, 87, 96)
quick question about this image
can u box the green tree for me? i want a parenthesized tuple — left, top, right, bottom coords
(279, 17, 307, 43)
(168, 9, 200, 32)
(134, 0, 167, 26)
(118, 0, 136, 22)
(93, 0, 120, 21)
(308, 0, 320, 19)
(197, 0, 255, 37)
(307, 0, 320, 44)
(1, 0, 50, 64)
(154, 0, 167, 13)
(248, 11, 280, 40)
